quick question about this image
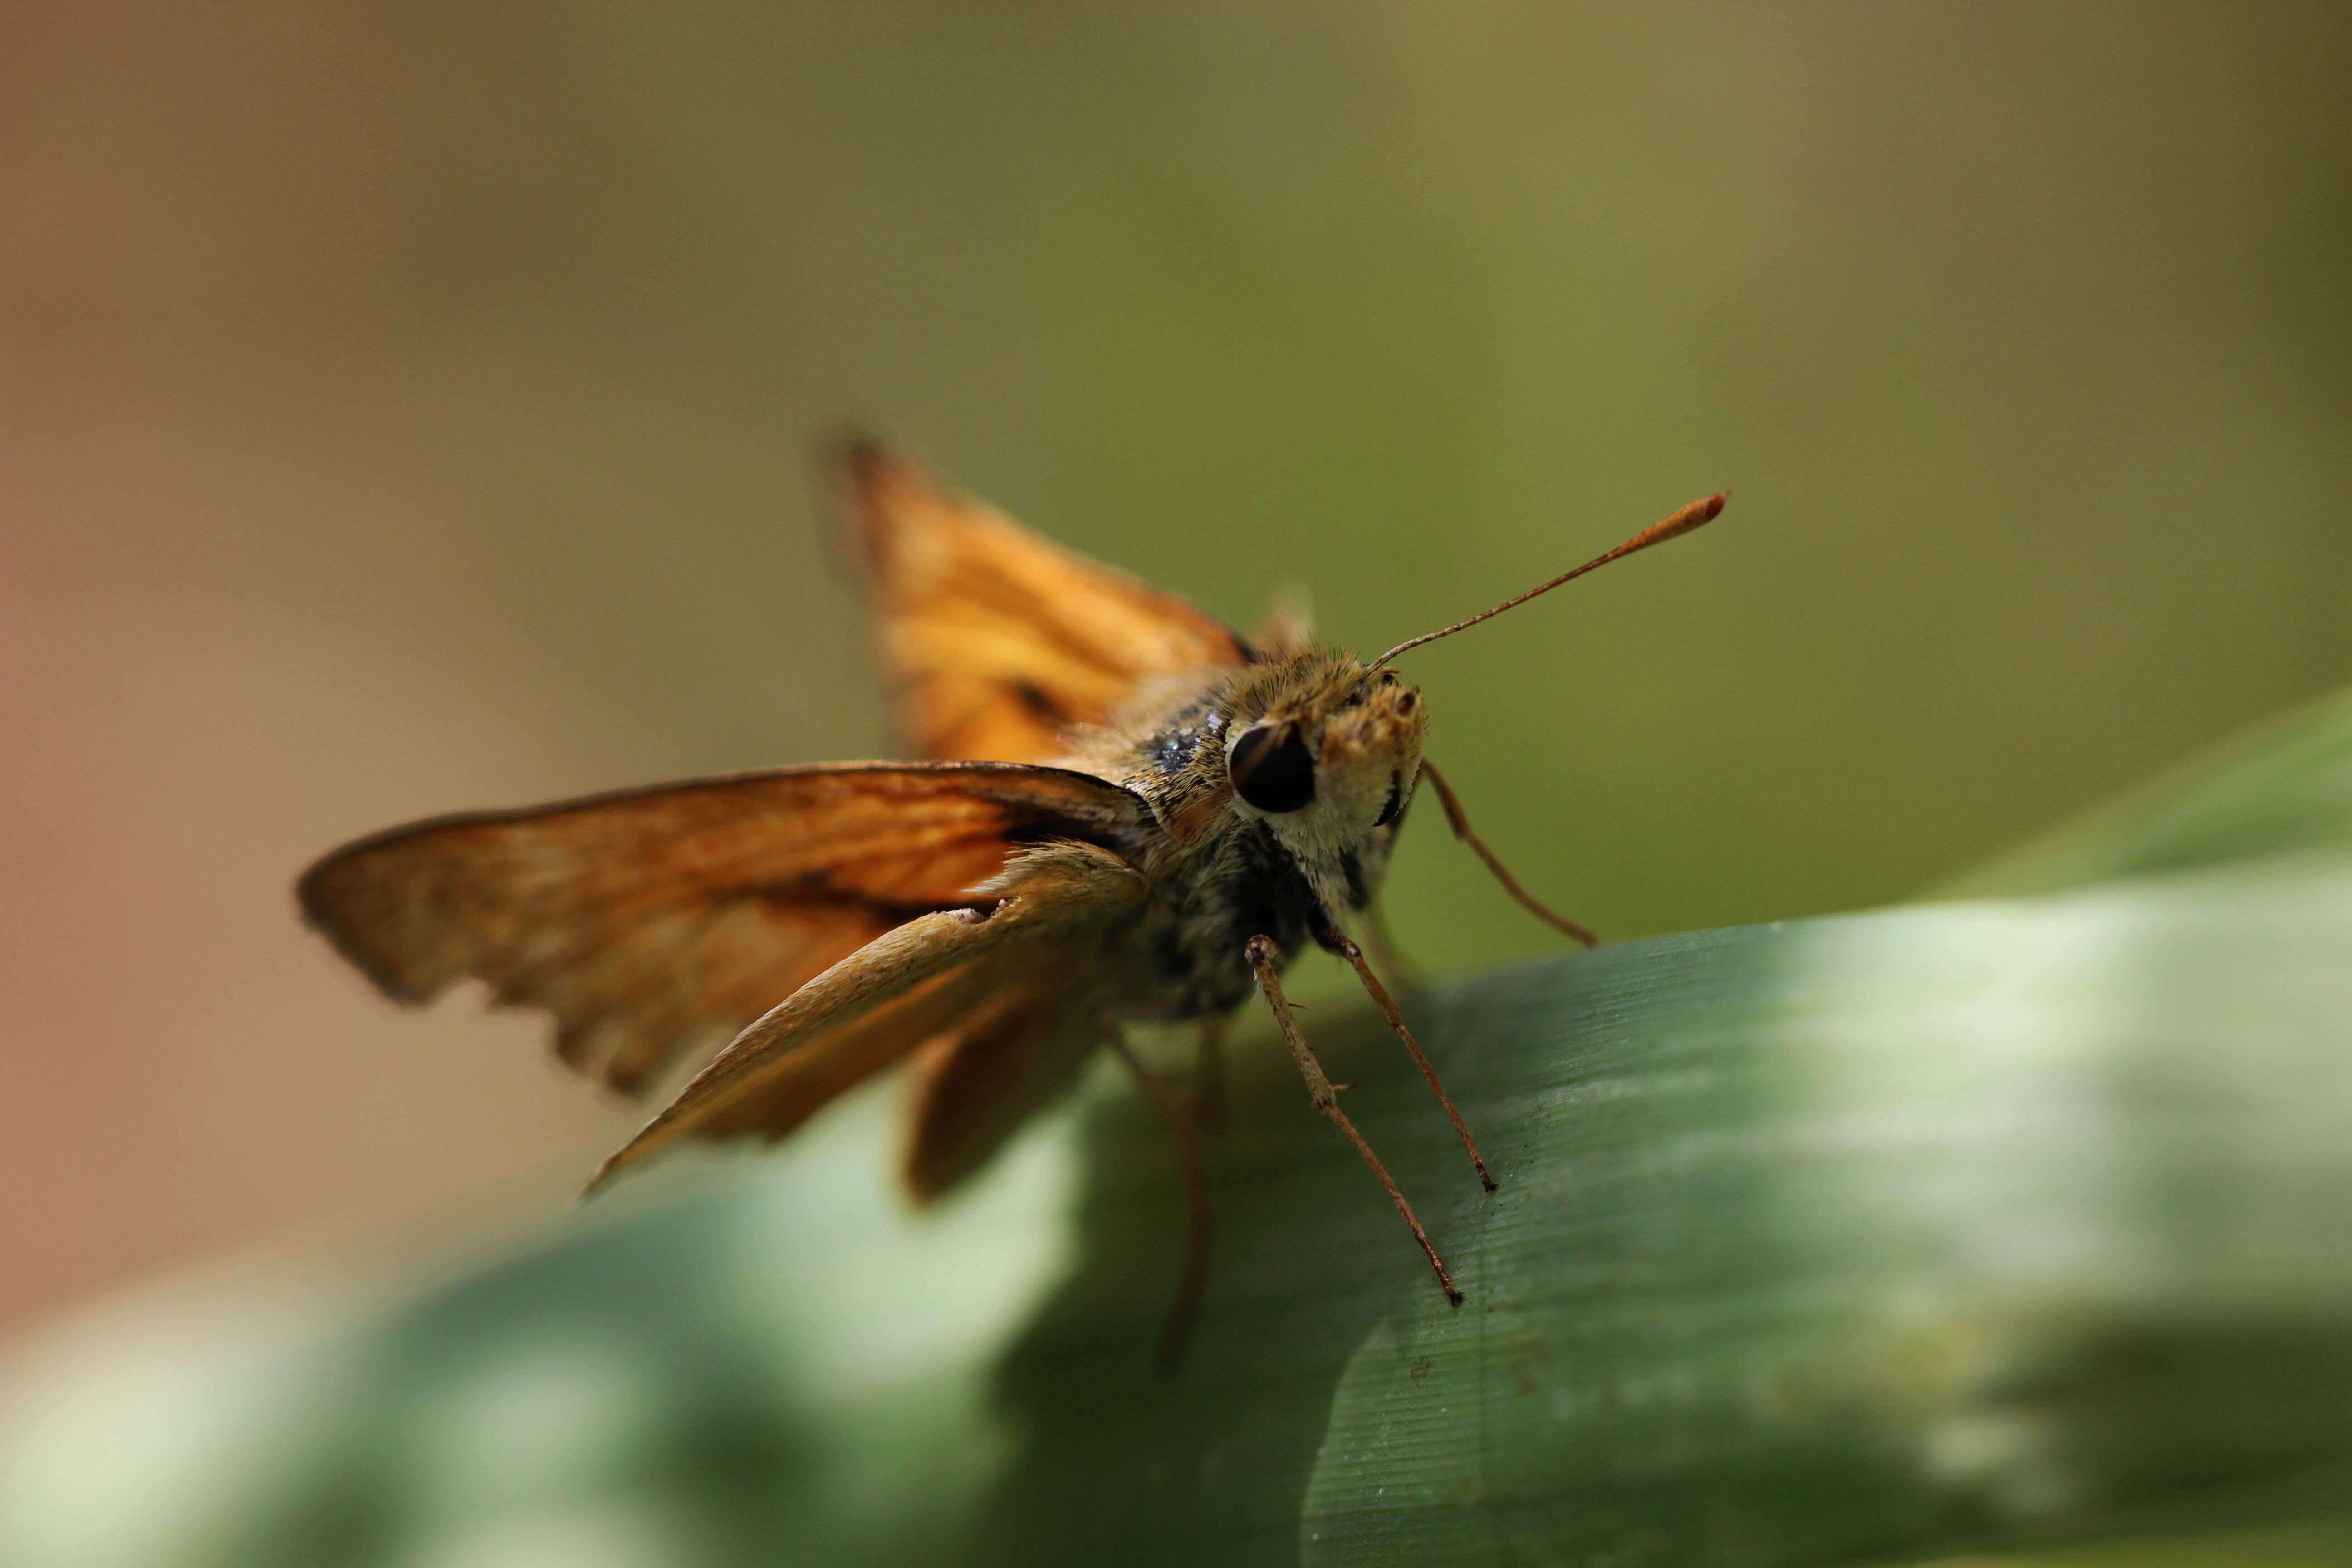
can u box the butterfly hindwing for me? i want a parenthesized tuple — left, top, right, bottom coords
(900, 982, 1110, 1200)
(583, 838, 1147, 1191)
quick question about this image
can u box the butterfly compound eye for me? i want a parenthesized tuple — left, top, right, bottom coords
(1226, 723, 1316, 813)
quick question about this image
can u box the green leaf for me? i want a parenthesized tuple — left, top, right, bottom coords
(1006, 850, 2352, 1566)
(5, 688, 2352, 1568)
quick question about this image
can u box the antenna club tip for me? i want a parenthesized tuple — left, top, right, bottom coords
(1370, 485, 1727, 665)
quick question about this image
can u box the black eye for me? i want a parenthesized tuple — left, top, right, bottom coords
(1226, 723, 1316, 813)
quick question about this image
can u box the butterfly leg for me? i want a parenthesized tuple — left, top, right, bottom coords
(1418, 760, 1598, 946)
(1192, 1014, 1228, 1136)
(1246, 935, 1464, 1306)
(1327, 933, 1494, 1193)
(1361, 898, 1426, 994)
(1108, 1037, 1217, 1366)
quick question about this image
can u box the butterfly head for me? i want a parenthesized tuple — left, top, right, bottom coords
(1223, 656, 1425, 852)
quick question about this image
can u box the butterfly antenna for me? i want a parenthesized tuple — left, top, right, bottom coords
(1370, 492, 1728, 668)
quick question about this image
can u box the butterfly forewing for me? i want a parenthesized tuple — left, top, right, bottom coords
(839, 441, 1252, 762)
(298, 761, 1152, 1097)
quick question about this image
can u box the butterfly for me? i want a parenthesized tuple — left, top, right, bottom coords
(298, 441, 1724, 1359)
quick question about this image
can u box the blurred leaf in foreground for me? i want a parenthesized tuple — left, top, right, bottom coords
(4, 685, 2352, 1568)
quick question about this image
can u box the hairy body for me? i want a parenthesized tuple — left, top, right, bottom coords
(1069, 651, 1421, 1021)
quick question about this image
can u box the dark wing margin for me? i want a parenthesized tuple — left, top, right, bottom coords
(833, 439, 1253, 763)
(297, 761, 1152, 1096)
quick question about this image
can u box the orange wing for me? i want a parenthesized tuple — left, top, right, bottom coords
(838, 440, 1253, 763)
(297, 762, 1152, 1098)
(899, 982, 1108, 1199)
(582, 838, 1145, 1193)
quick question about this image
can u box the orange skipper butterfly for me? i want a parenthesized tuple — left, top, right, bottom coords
(299, 441, 1723, 1358)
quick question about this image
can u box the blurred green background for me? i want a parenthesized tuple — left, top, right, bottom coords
(2, 0, 2348, 1384)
